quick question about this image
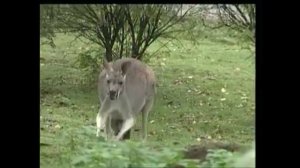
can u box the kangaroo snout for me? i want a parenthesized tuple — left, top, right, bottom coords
(109, 90, 117, 100)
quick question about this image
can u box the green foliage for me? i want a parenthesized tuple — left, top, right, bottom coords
(200, 149, 238, 168)
(75, 47, 103, 84)
(234, 143, 255, 168)
(76, 47, 102, 70)
(56, 126, 247, 168)
(40, 5, 58, 47)
(55, 126, 200, 168)
(55, 126, 247, 168)
(71, 140, 200, 168)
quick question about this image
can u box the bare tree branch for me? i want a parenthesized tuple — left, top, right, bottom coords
(43, 4, 194, 61)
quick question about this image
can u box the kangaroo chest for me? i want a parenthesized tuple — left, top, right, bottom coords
(103, 94, 146, 119)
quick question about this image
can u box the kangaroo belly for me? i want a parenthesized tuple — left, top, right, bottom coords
(110, 110, 123, 120)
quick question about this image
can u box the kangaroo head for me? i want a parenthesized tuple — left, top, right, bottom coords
(103, 59, 131, 100)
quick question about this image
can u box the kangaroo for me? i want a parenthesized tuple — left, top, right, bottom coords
(96, 57, 156, 141)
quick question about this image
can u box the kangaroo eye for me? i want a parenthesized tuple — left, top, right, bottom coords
(107, 80, 111, 84)
(118, 81, 123, 85)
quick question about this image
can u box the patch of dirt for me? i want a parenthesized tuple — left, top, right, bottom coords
(168, 140, 242, 168)
(183, 141, 241, 160)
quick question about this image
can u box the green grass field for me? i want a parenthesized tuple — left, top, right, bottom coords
(40, 28, 255, 167)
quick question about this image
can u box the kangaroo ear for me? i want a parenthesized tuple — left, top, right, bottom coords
(122, 74, 127, 81)
(103, 57, 113, 71)
(121, 61, 131, 76)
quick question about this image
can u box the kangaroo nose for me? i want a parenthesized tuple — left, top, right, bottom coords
(109, 91, 117, 100)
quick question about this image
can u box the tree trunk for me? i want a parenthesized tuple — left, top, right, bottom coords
(105, 48, 113, 62)
(131, 43, 139, 59)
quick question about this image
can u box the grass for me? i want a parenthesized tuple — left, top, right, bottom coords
(40, 28, 255, 167)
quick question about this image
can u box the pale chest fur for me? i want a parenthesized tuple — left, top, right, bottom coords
(102, 93, 146, 119)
